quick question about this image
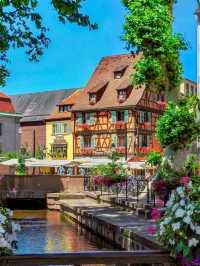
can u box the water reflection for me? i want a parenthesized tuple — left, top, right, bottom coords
(13, 210, 115, 254)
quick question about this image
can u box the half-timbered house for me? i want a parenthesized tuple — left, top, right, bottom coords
(72, 54, 165, 159)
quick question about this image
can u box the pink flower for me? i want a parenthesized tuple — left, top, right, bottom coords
(180, 176, 190, 185)
(146, 225, 157, 235)
(151, 208, 161, 220)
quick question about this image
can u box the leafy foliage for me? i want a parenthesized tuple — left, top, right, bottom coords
(123, 0, 187, 93)
(91, 151, 128, 182)
(0, 0, 96, 86)
(156, 97, 200, 149)
(146, 151, 162, 167)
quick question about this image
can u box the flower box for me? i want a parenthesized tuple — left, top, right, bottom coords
(116, 146, 126, 153)
(157, 101, 166, 110)
(79, 123, 89, 130)
(115, 121, 126, 129)
(143, 122, 151, 129)
(81, 147, 94, 155)
(139, 146, 150, 154)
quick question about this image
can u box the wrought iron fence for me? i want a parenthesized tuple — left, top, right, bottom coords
(84, 175, 156, 205)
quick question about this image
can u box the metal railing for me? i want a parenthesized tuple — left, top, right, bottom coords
(0, 250, 176, 266)
(84, 175, 155, 205)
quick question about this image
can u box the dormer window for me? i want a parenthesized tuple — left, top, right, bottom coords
(113, 64, 128, 79)
(114, 71, 123, 79)
(117, 89, 127, 103)
(59, 105, 72, 112)
(89, 93, 97, 105)
(88, 81, 108, 105)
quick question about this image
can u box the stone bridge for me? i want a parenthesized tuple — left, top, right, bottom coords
(0, 175, 84, 200)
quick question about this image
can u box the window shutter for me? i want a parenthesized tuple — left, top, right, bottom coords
(139, 135, 143, 147)
(80, 136, 84, 148)
(127, 134, 130, 148)
(124, 110, 129, 123)
(86, 113, 91, 125)
(90, 113, 95, 125)
(147, 112, 151, 122)
(91, 135, 96, 148)
(76, 113, 82, 125)
(111, 134, 117, 147)
(138, 111, 143, 123)
(111, 111, 117, 123)
(147, 135, 151, 146)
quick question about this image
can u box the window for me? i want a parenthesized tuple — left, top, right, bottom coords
(139, 111, 151, 123)
(117, 111, 125, 122)
(118, 134, 125, 147)
(118, 90, 127, 102)
(53, 122, 68, 135)
(51, 144, 67, 159)
(59, 105, 72, 112)
(114, 71, 123, 79)
(83, 135, 91, 148)
(0, 123, 2, 136)
(89, 93, 97, 105)
(139, 135, 151, 147)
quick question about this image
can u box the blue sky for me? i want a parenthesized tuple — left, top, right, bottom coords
(4, 0, 197, 95)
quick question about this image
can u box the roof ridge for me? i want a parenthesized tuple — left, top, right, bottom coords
(9, 88, 80, 97)
(101, 53, 135, 59)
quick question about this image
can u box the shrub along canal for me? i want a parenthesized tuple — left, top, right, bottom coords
(13, 210, 116, 254)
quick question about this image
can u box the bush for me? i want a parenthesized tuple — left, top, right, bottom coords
(156, 98, 200, 150)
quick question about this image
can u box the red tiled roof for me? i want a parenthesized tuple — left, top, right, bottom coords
(88, 81, 109, 93)
(0, 92, 15, 113)
(59, 90, 83, 106)
(72, 53, 145, 111)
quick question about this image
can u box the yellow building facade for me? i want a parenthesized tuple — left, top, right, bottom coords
(45, 90, 82, 160)
(46, 119, 73, 160)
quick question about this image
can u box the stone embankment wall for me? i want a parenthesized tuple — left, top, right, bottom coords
(0, 175, 84, 199)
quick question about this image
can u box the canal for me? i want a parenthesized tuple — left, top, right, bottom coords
(13, 210, 116, 254)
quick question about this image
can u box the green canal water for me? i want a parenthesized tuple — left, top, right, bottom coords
(13, 210, 116, 254)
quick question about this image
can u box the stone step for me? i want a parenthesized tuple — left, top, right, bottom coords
(59, 192, 86, 200)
